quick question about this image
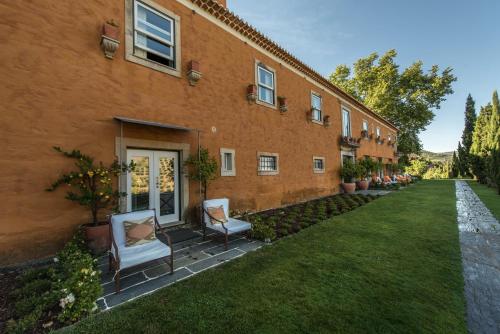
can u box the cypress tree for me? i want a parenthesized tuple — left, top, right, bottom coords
(451, 151, 459, 178)
(457, 142, 466, 177)
(458, 94, 476, 176)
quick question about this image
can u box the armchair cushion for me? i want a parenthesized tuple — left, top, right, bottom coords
(124, 216, 156, 247)
(111, 210, 156, 248)
(203, 198, 229, 226)
(206, 205, 228, 224)
(207, 218, 252, 235)
(112, 239, 171, 270)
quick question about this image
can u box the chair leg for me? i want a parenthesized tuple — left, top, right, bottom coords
(115, 270, 121, 294)
(203, 225, 207, 241)
(108, 253, 113, 272)
(224, 233, 228, 251)
(170, 253, 174, 275)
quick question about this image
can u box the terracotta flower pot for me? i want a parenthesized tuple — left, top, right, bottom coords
(189, 60, 200, 72)
(341, 182, 356, 194)
(102, 22, 120, 41)
(83, 222, 110, 255)
(357, 180, 369, 190)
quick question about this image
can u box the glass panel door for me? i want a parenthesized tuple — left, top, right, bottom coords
(154, 151, 179, 224)
(127, 149, 180, 225)
(127, 150, 154, 213)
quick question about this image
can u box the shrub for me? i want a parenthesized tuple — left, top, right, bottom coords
(332, 196, 350, 213)
(326, 198, 340, 216)
(7, 231, 102, 333)
(350, 195, 365, 206)
(250, 215, 276, 242)
(341, 195, 359, 209)
(316, 201, 327, 221)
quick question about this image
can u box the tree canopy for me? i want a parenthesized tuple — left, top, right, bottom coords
(329, 49, 456, 157)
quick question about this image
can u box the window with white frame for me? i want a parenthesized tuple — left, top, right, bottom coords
(220, 148, 235, 176)
(388, 133, 392, 142)
(257, 152, 279, 175)
(133, 0, 176, 68)
(342, 107, 351, 137)
(311, 93, 322, 122)
(376, 127, 381, 139)
(313, 157, 325, 173)
(362, 120, 369, 132)
(257, 64, 275, 105)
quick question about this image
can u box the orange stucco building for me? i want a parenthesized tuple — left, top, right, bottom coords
(0, 0, 398, 265)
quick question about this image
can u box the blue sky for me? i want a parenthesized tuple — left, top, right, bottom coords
(228, 0, 500, 153)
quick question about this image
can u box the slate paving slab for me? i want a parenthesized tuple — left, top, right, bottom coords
(98, 233, 263, 310)
(455, 180, 500, 334)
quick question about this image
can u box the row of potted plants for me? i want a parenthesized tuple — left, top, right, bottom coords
(339, 157, 389, 193)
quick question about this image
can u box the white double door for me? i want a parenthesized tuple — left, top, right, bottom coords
(127, 149, 180, 225)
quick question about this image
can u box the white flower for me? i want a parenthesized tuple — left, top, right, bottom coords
(78, 282, 83, 287)
(91, 270, 96, 276)
(91, 303, 98, 312)
(67, 293, 75, 304)
(53, 257, 59, 263)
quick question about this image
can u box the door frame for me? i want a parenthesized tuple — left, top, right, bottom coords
(116, 137, 190, 224)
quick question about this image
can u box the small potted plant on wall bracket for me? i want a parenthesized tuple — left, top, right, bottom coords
(247, 84, 257, 103)
(101, 20, 120, 59)
(278, 96, 288, 113)
(340, 159, 357, 194)
(323, 115, 331, 127)
(187, 60, 202, 86)
(46, 147, 135, 254)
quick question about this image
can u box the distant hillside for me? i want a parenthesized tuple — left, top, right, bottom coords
(420, 150, 454, 162)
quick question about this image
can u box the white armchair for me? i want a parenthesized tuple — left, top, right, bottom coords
(109, 209, 173, 293)
(203, 198, 252, 250)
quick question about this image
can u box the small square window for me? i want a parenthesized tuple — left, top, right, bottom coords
(311, 93, 322, 122)
(220, 148, 235, 177)
(313, 157, 325, 173)
(257, 152, 279, 175)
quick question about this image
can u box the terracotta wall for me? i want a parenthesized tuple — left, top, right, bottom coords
(0, 0, 397, 265)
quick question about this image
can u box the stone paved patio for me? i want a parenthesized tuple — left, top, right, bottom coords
(95, 229, 264, 310)
(455, 180, 500, 334)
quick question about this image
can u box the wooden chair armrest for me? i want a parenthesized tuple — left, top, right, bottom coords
(154, 217, 173, 249)
(109, 225, 120, 265)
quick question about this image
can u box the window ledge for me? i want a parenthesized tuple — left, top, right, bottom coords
(258, 170, 279, 176)
(311, 119, 324, 126)
(313, 169, 325, 174)
(256, 99, 277, 110)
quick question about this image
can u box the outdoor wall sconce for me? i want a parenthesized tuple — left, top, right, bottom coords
(101, 20, 120, 59)
(323, 115, 331, 127)
(187, 60, 202, 86)
(247, 84, 257, 103)
(278, 96, 288, 113)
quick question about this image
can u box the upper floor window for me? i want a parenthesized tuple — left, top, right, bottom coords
(125, 0, 181, 76)
(376, 127, 381, 139)
(311, 93, 322, 122)
(362, 120, 369, 132)
(220, 148, 236, 177)
(134, 1, 175, 67)
(257, 64, 275, 106)
(342, 107, 351, 137)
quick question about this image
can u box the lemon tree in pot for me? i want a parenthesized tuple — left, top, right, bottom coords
(357, 157, 377, 190)
(47, 147, 134, 254)
(340, 159, 357, 194)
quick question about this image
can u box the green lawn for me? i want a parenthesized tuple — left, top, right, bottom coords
(64, 180, 466, 334)
(467, 180, 500, 221)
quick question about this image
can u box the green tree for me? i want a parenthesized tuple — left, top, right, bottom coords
(457, 94, 476, 176)
(487, 90, 500, 151)
(457, 142, 467, 177)
(184, 147, 218, 201)
(451, 151, 459, 178)
(329, 49, 456, 158)
(405, 158, 429, 177)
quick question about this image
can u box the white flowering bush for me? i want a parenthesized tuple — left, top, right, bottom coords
(7, 230, 102, 333)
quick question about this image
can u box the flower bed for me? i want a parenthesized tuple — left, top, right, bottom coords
(249, 193, 378, 241)
(4, 231, 102, 333)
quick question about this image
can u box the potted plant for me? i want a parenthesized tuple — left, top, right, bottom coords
(355, 159, 371, 190)
(277, 96, 288, 113)
(247, 84, 257, 103)
(102, 20, 120, 41)
(339, 159, 357, 194)
(47, 147, 134, 254)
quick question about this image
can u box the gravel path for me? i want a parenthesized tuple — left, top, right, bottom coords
(455, 180, 500, 334)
